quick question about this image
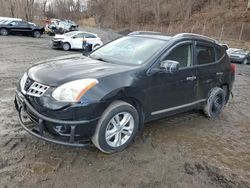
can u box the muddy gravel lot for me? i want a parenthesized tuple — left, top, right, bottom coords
(0, 31, 249, 188)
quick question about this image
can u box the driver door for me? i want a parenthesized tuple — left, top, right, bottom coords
(147, 41, 198, 118)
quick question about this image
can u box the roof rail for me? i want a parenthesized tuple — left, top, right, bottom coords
(174, 33, 218, 43)
(128, 31, 162, 36)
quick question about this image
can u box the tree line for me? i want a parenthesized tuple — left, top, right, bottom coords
(0, 0, 249, 27)
(0, 0, 85, 22)
(87, 0, 249, 28)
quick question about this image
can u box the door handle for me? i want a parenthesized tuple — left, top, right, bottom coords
(186, 76, 197, 81)
(216, 72, 224, 76)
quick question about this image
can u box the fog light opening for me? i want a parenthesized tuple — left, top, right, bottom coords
(54, 125, 70, 134)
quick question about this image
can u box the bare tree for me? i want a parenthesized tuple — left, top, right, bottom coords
(24, 0, 35, 21)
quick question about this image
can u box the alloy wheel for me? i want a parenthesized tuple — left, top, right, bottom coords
(63, 43, 70, 51)
(0, 29, 8, 36)
(211, 95, 223, 114)
(105, 112, 134, 148)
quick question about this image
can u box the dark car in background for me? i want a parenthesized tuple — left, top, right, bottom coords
(0, 20, 44, 38)
(227, 48, 250, 65)
(15, 33, 235, 153)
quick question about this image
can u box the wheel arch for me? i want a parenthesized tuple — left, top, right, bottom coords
(62, 42, 71, 50)
(220, 83, 230, 103)
(118, 96, 145, 132)
(99, 87, 146, 132)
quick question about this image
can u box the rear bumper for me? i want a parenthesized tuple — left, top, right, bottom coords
(15, 91, 99, 147)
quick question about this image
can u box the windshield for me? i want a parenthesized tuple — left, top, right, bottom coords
(229, 49, 248, 55)
(64, 31, 79, 37)
(90, 36, 168, 65)
(233, 50, 248, 55)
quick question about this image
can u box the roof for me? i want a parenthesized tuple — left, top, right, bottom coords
(66, 30, 98, 37)
(128, 31, 218, 44)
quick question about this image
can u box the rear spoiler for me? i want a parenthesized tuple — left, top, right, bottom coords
(220, 44, 229, 51)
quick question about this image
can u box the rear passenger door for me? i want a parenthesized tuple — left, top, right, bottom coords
(195, 42, 223, 100)
(84, 33, 97, 46)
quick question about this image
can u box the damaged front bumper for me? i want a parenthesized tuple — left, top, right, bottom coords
(14, 91, 98, 147)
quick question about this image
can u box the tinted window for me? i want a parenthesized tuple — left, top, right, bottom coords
(73, 33, 84, 38)
(164, 44, 192, 68)
(10, 21, 19, 26)
(85, 33, 96, 38)
(216, 47, 225, 60)
(196, 45, 215, 65)
(19, 21, 29, 26)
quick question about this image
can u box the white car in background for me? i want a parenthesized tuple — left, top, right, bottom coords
(51, 31, 103, 51)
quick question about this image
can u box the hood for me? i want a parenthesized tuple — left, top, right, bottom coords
(28, 54, 137, 86)
(54, 34, 66, 40)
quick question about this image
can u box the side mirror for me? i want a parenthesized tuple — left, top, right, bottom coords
(72, 36, 76, 39)
(160, 60, 180, 73)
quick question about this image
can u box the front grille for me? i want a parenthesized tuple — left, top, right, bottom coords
(26, 82, 49, 97)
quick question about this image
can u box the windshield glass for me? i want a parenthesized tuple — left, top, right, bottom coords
(90, 36, 168, 65)
(64, 31, 78, 37)
(234, 50, 248, 55)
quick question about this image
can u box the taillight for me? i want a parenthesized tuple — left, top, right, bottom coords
(230, 63, 236, 74)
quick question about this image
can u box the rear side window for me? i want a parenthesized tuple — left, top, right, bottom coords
(84, 33, 96, 38)
(196, 45, 215, 65)
(19, 21, 29, 26)
(215, 47, 225, 60)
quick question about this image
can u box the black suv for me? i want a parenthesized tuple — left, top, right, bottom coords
(0, 20, 44, 38)
(15, 32, 235, 153)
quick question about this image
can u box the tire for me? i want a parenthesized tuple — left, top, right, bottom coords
(203, 87, 226, 118)
(33, 30, 41, 38)
(0, 28, 8, 36)
(91, 101, 139, 154)
(62, 42, 71, 51)
(242, 58, 248, 65)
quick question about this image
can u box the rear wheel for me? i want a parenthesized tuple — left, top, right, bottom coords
(91, 101, 139, 153)
(62, 42, 71, 51)
(33, 30, 41, 38)
(203, 87, 226, 118)
(0, 28, 8, 36)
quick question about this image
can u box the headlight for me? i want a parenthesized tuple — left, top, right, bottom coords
(52, 79, 98, 102)
(20, 72, 28, 94)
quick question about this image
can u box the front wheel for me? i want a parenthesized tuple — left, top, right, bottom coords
(242, 58, 248, 65)
(62, 42, 71, 51)
(33, 30, 41, 38)
(91, 101, 139, 153)
(203, 87, 226, 118)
